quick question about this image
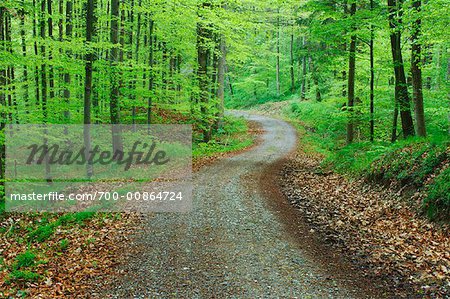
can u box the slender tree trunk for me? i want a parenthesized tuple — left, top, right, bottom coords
(83, 0, 95, 177)
(411, 0, 426, 137)
(216, 38, 226, 130)
(5, 13, 17, 125)
(47, 0, 55, 99)
(290, 28, 295, 94)
(346, 2, 357, 144)
(369, 0, 375, 142)
(110, 0, 123, 154)
(197, 2, 212, 142)
(33, 0, 40, 107)
(387, 0, 415, 139)
(63, 0, 72, 124)
(20, 1, 30, 112)
(147, 19, 154, 127)
(133, 0, 142, 130)
(300, 37, 307, 100)
(276, 10, 281, 97)
(447, 56, 450, 134)
(40, 0, 48, 121)
(0, 7, 5, 193)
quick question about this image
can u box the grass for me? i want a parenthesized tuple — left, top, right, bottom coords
(247, 96, 449, 222)
(193, 115, 254, 158)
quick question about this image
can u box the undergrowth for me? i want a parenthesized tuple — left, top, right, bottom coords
(255, 98, 450, 222)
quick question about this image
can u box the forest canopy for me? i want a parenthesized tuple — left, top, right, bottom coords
(0, 0, 449, 216)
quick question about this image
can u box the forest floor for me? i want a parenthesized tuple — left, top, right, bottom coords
(0, 117, 258, 298)
(89, 112, 392, 298)
(250, 102, 450, 298)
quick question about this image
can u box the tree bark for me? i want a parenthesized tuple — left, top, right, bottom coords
(83, 0, 95, 177)
(63, 0, 72, 124)
(147, 18, 154, 127)
(300, 37, 307, 100)
(411, 0, 426, 137)
(40, 0, 48, 121)
(0, 7, 5, 193)
(216, 37, 226, 129)
(197, 2, 212, 142)
(20, 0, 29, 112)
(369, 0, 375, 142)
(290, 29, 295, 94)
(47, 0, 55, 99)
(387, 0, 415, 139)
(346, 2, 357, 144)
(276, 10, 281, 97)
(110, 0, 123, 154)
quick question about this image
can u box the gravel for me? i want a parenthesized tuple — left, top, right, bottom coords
(95, 112, 378, 298)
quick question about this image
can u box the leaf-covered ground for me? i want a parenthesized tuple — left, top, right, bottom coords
(280, 147, 450, 298)
(0, 212, 141, 298)
(0, 117, 259, 298)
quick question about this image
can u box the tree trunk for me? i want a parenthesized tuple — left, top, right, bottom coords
(40, 0, 48, 121)
(20, 1, 29, 112)
(387, 0, 415, 139)
(83, 0, 95, 177)
(0, 7, 5, 194)
(147, 19, 154, 127)
(300, 37, 307, 100)
(33, 0, 40, 107)
(411, 0, 426, 137)
(276, 10, 281, 97)
(110, 0, 123, 154)
(197, 2, 212, 143)
(216, 37, 226, 130)
(63, 0, 72, 124)
(447, 56, 450, 134)
(346, 2, 357, 145)
(290, 29, 295, 94)
(369, 0, 375, 142)
(47, 0, 55, 100)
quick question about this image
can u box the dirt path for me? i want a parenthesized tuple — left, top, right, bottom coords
(97, 112, 381, 298)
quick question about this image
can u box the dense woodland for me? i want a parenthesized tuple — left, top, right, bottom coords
(0, 0, 449, 216)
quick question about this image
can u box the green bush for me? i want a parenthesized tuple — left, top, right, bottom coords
(7, 270, 41, 283)
(28, 225, 54, 243)
(14, 251, 36, 270)
(424, 167, 450, 221)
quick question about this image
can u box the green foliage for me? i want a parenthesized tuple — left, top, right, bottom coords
(193, 116, 253, 158)
(13, 251, 37, 270)
(58, 239, 70, 252)
(28, 212, 95, 243)
(28, 225, 54, 243)
(7, 270, 41, 284)
(425, 167, 450, 221)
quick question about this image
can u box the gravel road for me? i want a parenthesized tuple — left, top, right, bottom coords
(99, 112, 379, 298)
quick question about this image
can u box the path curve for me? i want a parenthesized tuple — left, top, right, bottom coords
(100, 112, 374, 298)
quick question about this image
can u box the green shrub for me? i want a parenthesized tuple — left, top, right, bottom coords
(59, 239, 70, 252)
(7, 270, 41, 283)
(424, 167, 450, 221)
(14, 251, 36, 270)
(28, 225, 54, 243)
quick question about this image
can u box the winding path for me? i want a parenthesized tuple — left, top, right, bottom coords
(101, 112, 375, 298)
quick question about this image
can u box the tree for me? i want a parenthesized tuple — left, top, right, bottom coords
(387, 0, 415, 140)
(346, 1, 357, 144)
(197, 2, 212, 143)
(369, 0, 375, 142)
(411, 0, 426, 137)
(84, 0, 96, 177)
(110, 0, 123, 154)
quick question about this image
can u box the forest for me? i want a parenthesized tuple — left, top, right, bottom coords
(0, 0, 449, 212)
(0, 0, 449, 297)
